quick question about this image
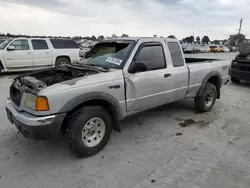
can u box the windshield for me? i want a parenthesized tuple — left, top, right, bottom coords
(84, 41, 135, 69)
(0, 39, 12, 49)
(239, 43, 250, 54)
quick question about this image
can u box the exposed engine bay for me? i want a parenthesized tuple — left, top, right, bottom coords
(13, 66, 102, 93)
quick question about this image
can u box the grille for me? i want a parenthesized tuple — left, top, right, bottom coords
(232, 60, 250, 72)
(10, 84, 22, 107)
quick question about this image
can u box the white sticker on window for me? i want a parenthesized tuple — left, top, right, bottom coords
(106, 57, 123, 65)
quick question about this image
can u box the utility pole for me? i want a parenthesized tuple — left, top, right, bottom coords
(237, 18, 243, 49)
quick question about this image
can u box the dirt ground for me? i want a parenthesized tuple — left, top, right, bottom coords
(1, 53, 250, 188)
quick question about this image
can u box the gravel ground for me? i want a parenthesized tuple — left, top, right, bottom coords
(1, 53, 250, 188)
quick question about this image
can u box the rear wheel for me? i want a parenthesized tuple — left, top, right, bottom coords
(55, 57, 70, 67)
(231, 77, 240, 84)
(67, 106, 112, 158)
(195, 83, 217, 112)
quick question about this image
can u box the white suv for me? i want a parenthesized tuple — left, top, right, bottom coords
(0, 38, 80, 72)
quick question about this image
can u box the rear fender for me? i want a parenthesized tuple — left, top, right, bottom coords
(196, 71, 222, 99)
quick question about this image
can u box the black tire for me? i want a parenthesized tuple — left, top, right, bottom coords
(195, 83, 217, 112)
(67, 106, 112, 158)
(55, 57, 70, 67)
(231, 77, 240, 84)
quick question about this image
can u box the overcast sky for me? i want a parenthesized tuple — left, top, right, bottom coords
(0, 0, 249, 40)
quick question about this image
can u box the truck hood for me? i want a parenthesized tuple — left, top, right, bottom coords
(13, 66, 123, 95)
(40, 69, 123, 95)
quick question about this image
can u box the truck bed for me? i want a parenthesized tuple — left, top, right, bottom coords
(186, 58, 230, 98)
(185, 57, 221, 64)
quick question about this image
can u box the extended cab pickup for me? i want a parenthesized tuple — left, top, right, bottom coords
(5, 37, 230, 157)
(0, 38, 80, 72)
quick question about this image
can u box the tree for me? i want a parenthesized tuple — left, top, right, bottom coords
(213, 40, 220, 45)
(6, 33, 13, 37)
(121, 34, 129, 37)
(168, 35, 176, 39)
(202, 36, 210, 43)
(183, 36, 194, 43)
(196, 36, 200, 43)
(189, 36, 194, 43)
(97, 35, 105, 40)
(111, 34, 118, 38)
(90, 35, 97, 41)
(229, 33, 246, 46)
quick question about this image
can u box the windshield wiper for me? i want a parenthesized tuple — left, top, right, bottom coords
(86, 64, 109, 71)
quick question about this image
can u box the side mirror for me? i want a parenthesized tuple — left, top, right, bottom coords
(7, 46, 15, 51)
(128, 61, 147, 73)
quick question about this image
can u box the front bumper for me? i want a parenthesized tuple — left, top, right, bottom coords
(6, 99, 66, 140)
(230, 69, 250, 81)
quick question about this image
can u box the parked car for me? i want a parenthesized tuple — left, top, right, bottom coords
(183, 46, 197, 54)
(220, 46, 230, 52)
(0, 38, 80, 72)
(229, 43, 250, 83)
(5, 37, 229, 157)
(199, 45, 210, 53)
(209, 45, 222, 53)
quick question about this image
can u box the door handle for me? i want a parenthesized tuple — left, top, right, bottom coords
(164, 73, 172, 78)
(27, 52, 31, 55)
(45, 51, 49, 54)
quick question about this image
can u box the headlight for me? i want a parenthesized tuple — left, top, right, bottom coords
(24, 93, 37, 110)
(24, 94, 49, 111)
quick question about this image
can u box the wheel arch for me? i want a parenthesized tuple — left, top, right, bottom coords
(60, 92, 123, 133)
(55, 55, 71, 64)
(197, 71, 222, 99)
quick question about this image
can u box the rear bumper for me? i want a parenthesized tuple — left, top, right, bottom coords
(6, 99, 66, 140)
(230, 69, 250, 81)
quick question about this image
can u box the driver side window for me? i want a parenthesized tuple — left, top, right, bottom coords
(10, 39, 30, 50)
(135, 44, 166, 71)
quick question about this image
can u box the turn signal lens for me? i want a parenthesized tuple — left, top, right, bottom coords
(36, 96, 49, 111)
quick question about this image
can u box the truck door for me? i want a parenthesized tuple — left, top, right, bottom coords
(31, 39, 52, 67)
(3, 39, 33, 69)
(124, 41, 174, 113)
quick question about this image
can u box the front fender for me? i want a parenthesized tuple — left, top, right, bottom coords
(59, 91, 123, 120)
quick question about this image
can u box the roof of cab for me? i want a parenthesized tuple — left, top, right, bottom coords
(103, 37, 180, 43)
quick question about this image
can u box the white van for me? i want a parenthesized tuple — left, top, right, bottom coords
(0, 38, 80, 72)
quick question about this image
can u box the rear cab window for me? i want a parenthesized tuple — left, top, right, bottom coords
(50, 39, 79, 49)
(168, 42, 185, 67)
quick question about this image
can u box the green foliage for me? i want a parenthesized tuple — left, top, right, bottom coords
(202, 36, 210, 43)
(196, 36, 200, 43)
(168, 35, 176, 39)
(182, 35, 194, 43)
(121, 34, 129, 37)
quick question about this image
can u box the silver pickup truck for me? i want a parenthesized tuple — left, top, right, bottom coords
(5, 37, 229, 157)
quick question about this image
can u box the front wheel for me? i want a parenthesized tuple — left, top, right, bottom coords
(67, 106, 112, 158)
(231, 77, 240, 84)
(195, 83, 217, 112)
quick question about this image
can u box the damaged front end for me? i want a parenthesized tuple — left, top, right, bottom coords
(9, 66, 103, 107)
(13, 65, 103, 93)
